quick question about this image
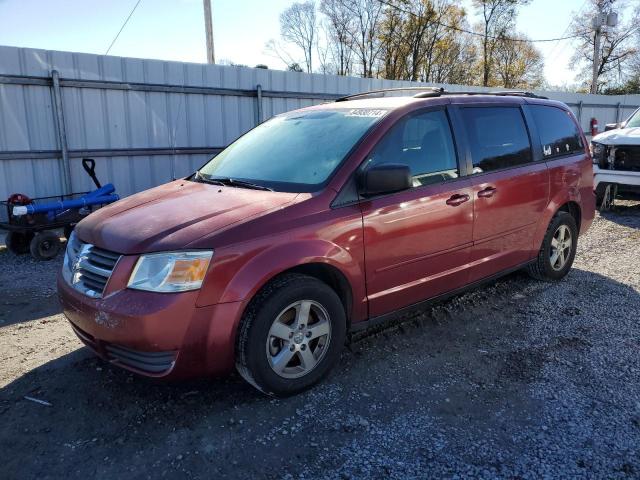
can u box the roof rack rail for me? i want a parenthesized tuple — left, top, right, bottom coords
(333, 87, 548, 102)
(413, 89, 547, 99)
(335, 86, 444, 102)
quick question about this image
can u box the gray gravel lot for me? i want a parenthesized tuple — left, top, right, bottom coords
(0, 202, 639, 479)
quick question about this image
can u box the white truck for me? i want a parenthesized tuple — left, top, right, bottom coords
(591, 107, 640, 209)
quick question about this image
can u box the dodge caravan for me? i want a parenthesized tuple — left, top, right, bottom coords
(58, 88, 595, 395)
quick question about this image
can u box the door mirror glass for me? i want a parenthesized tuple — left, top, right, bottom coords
(604, 122, 620, 131)
(359, 164, 411, 197)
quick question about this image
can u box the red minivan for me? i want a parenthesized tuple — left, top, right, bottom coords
(58, 89, 595, 395)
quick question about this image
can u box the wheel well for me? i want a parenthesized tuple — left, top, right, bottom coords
(559, 201, 581, 232)
(281, 263, 353, 328)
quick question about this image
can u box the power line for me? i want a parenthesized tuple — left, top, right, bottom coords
(378, 0, 588, 43)
(545, 0, 589, 70)
(105, 0, 143, 55)
(546, 0, 589, 61)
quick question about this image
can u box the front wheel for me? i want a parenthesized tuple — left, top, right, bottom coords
(527, 211, 578, 281)
(236, 274, 346, 396)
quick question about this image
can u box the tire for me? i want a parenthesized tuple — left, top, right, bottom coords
(5, 231, 34, 255)
(527, 211, 578, 281)
(236, 273, 346, 397)
(29, 231, 62, 261)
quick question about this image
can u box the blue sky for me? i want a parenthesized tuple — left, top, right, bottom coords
(0, 0, 612, 87)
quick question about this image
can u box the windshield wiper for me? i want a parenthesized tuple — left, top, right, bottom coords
(209, 177, 274, 191)
(192, 170, 225, 186)
(192, 171, 273, 191)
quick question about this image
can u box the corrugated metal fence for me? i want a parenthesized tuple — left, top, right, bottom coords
(1, 45, 639, 199)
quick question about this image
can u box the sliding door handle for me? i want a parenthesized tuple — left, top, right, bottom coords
(446, 193, 470, 206)
(478, 186, 497, 198)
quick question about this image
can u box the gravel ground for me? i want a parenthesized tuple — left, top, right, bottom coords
(0, 202, 639, 479)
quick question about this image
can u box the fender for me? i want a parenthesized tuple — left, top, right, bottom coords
(195, 238, 367, 321)
(531, 184, 581, 254)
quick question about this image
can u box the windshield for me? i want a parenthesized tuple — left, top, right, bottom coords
(197, 108, 387, 192)
(626, 109, 640, 128)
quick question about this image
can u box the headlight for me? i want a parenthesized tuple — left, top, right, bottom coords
(590, 142, 605, 163)
(128, 251, 213, 293)
(62, 230, 80, 283)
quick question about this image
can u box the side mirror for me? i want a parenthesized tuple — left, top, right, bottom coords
(604, 122, 621, 131)
(358, 164, 411, 197)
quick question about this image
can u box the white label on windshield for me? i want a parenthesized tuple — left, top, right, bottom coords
(346, 109, 386, 118)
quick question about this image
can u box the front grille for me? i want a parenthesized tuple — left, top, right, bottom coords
(64, 234, 121, 298)
(614, 146, 640, 171)
(105, 344, 177, 374)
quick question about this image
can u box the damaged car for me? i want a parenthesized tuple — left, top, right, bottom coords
(591, 107, 640, 208)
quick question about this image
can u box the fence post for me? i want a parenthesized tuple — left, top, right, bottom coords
(255, 84, 263, 125)
(577, 101, 583, 123)
(51, 70, 72, 195)
(616, 102, 621, 123)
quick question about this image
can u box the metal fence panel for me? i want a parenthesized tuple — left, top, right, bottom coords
(1, 45, 639, 200)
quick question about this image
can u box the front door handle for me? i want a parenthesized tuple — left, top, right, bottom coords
(477, 186, 497, 198)
(446, 193, 470, 206)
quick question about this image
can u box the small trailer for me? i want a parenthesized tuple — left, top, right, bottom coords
(0, 159, 119, 260)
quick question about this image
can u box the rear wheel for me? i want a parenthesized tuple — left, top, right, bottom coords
(527, 211, 578, 281)
(236, 274, 346, 396)
(29, 231, 62, 261)
(5, 231, 34, 255)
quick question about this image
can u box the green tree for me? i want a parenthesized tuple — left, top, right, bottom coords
(493, 33, 544, 88)
(473, 0, 531, 87)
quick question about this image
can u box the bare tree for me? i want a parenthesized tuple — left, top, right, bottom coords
(473, 0, 530, 87)
(280, 1, 317, 73)
(316, 22, 332, 74)
(342, 0, 385, 77)
(320, 0, 355, 75)
(569, 1, 639, 92)
(264, 38, 299, 69)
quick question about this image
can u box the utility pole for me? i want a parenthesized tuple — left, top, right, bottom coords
(203, 0, 215, 64)
(591, 8, 604, 94)
(591, 3, 618, 94)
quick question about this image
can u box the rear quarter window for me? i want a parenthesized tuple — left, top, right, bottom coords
(529, 105, 584, 158)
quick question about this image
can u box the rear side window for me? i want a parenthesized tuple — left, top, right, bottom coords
(460, 107, 532, 174)
(529, 105, 584, 158)
(365, 109, 459, 187)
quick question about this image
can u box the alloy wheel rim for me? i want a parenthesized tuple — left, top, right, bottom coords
(550, 224, 572, 271)
(266, 300, 331, 379)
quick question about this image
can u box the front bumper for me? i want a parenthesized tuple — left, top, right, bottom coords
(58, 274, 244, 379)
(593, 165, 640, 189)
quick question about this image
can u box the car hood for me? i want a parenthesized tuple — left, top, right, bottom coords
(593, 127, 640, 146)
(76, 180, 300, 254)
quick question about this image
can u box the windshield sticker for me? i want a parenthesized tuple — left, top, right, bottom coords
(346, 109, 386, 118)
